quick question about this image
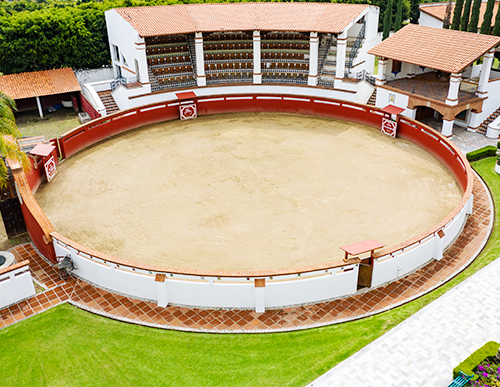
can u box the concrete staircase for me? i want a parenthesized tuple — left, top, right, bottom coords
(478, 106, 500, 136)
(366, 89, 377, 106)
(97, 91, 119, 115)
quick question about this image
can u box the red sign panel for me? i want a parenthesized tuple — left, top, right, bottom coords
(381, 117, 397, 138)
(179, 103, 197, 120)
(44, 156, 57, 182)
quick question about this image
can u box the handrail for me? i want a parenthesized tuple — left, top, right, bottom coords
(346, 23, 366, 76)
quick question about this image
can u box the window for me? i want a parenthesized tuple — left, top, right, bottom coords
(112, 44, 120, 61)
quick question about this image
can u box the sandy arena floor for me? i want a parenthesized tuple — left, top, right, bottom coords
(36, 113, 462, 272)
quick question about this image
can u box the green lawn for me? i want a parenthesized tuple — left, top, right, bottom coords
(15, 108, 80, 139)
(0, 158, 499, 387)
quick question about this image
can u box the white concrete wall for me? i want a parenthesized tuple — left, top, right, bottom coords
(355, 80, 375, 104)
(468, 78, 500, 125)
(351, 6, 380, 75)
(113, 84, 359, 110)
(0, 264, 36, 309)
(81, 81, 110, 116)
(372, 193, 472, 287)
(74, 68, 114, 86)
(419, 10, 444, 28)
(376, 87, 412, 116)
(52, 238, 360, 309)
(105, 9, 150, 90)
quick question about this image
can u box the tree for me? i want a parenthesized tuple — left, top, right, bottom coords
(383, 0, 393, 40)
(451, 0, 464, 30)
(443, 0, 453, 29)
(493, 2, 500, 35)
(468, 0, 482, 32)
(394, 0, 403, 31)
(480, 0, 495, 34)
(460, 0, 473, 30)
(410, 0, 420, 24)
(0, 92, 30, 186)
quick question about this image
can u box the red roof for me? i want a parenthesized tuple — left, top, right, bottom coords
(176, 92, 197, 100)
(368, 24, 500, 74)
(340, 240, 385, 256)
(113, 3, 370, 37)
(0, 68, 80, 100)
(29, 143, 55, 157)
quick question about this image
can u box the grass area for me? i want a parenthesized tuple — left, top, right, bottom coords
(15, 108, 80, 139)
(0, 158, 499, 386)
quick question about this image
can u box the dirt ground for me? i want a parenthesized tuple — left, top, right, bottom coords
(35, 112, 462, 272)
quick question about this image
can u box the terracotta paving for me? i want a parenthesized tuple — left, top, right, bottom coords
(0, 173, 493, 333)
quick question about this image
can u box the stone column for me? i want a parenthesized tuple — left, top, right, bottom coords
(195, 32, 206, 87)
(476, 49, 494, 99)
(253, 30, 262, 84)
(308, 32, 319, 86)
(445, 73, 462, 106)
(467, 110, 483, 132)
(441, 118, 454, 137)
(376, 57, 388, 86)
(334, 30, 348, 89)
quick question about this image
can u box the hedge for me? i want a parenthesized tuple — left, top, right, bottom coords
(453, 341, 500, 379)
(466, 145, 497, 162)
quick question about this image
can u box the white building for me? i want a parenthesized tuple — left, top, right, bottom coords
(369, 24, 500, 137)
(419, 1, 500, 29)
(82, 3, 380, 115)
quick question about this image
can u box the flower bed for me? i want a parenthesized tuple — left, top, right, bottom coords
(453, 341, 500, 384)
(470, 359, 500, 386)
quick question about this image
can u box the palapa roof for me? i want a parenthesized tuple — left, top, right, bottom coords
(0, 68, 80, 100)
(113, 3, 371, 37)
(368, 24, 500, 74)
(419, 1, 500, 27)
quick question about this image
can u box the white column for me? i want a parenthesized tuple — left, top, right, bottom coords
(476, 49, 494, 99)
(467, 110, 483, 132)
(334, 30, 347, 89)
(36, 96, 44, 118)
(445, 73, 462, 106)
(156, 275, 168, 308)
(253, 30, 261, 84)
(254, 278, 265, 313)
(195, 32, 206, 87)
(308, 32, 319, 86)
(407, 64, 416, 78)
(433, 231, 444, 261)
(405, 108, 416, 120)
(376, 57, 388, 86)
(441, 118, 454, 137)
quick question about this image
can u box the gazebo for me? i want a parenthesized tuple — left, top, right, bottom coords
(368, 24, 500, 137)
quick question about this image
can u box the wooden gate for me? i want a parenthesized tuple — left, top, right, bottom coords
(357, 263, 373, 288)
(0, 196, 27, 239)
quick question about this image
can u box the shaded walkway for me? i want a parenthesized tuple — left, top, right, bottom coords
(0, 174, 492, 333)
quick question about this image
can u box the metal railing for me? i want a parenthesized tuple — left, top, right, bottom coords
(110, 76, 137, 91)
(346, 23, 366, 76)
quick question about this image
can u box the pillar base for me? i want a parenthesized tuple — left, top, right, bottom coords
(441, 119, 454, 137)
(307, 76, 318, 86)
(197, 77, 206, 87)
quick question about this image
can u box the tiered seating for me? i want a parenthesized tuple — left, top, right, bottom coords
(261, 32, 309, 84)
(204, 32, 253, 84)
(145, 35, 196, 89)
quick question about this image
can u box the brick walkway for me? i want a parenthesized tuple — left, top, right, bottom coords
(0, 173, 492, 333)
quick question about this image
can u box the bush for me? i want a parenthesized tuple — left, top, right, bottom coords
(453, 341, 500, 379)
(466, 146, 497, 162)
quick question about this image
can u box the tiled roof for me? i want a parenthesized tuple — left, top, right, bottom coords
(0, 68, 81, 100)
(368, 24, 500, 73)
(420, 1, 500, 26)
(113, 3, 370, 37)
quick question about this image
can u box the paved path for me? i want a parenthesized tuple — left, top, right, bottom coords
(450, 126, 498, 154)
(309, 254, 500, 387)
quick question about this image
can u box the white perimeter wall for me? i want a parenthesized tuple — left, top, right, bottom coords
(0, 264, 36, 309)
(419, 11, 444, 28)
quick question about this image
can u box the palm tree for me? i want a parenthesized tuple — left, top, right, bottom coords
(0, 91, 30, 187)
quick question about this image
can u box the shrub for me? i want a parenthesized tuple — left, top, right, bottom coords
(466, 146, 497, 162)
(453, 341, 500, 379)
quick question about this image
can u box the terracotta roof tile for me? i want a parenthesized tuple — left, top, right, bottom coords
(113, 3, 370, 37)
(0, 68, 80, 100)
(368, 24, 500, 74)
(420, 1, 499, 26)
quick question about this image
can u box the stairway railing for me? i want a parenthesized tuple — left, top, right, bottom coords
(345, 23, 365, 77)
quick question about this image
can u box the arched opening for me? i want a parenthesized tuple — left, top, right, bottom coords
(415, 106, 443, 131)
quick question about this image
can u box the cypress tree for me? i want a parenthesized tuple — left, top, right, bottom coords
(383, 0, 393, 40)
(443, 0, 453, 29)
(460, 0, 473, 31)
(451, 0, 465, 30)
(394, 0, 403, 31)
(493, 3, 500, 35)
(410, 0, 420, 24)
(468, 0, 482, 32)
(480, 0, 495, 34)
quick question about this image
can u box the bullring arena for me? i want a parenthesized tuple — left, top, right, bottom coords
(1, 2, 494, 333)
